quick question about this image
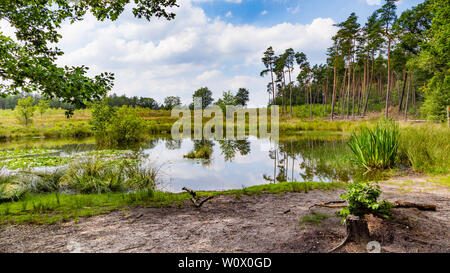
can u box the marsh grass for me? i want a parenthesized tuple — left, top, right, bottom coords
(398, 124, 450, 174)
(60, 157, 158, 194)
(348, 119, 399, 171)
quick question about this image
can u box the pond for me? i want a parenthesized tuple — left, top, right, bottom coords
(0, 133, 357, 193)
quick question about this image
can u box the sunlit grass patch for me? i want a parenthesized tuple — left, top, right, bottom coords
(300, 212, 333, 226)
(0, 182, 344, 225)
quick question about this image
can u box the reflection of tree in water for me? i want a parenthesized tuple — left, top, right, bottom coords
(192, 139, 215, 166)
(218, 138, 251, 162)
(272, 138, 354, 182)
(144, 139, 159, 150)
(193, 139, 214, 151)
(264, 146, 287, 183)
(165, 139, 182, 150)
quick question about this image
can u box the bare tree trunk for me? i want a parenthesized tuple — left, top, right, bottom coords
(398, 71, 408, 113)
(363, 53, 374, 117)
(346, 61, 351, 119)
(270, 65, 275, 103)
(330, 54, 338, 121)
(385, 35, 391, 118)
(352, 65, 356, 118)
(309, 73, 313, 120)
(404, 72, 411, 121)
(288, 67, 293, 117)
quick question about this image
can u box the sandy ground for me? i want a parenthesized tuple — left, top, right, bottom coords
(0, 175, 449, 253)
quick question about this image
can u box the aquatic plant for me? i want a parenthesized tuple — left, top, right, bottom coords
(348, 119, 399, 171)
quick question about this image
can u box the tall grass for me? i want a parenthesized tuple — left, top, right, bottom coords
(348, 119, 399, 171)
(60, 158, 159, 194)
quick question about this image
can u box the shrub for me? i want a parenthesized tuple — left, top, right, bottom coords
(15, 97, 35, 126)
(184, 145, 213, 159)
(338, 182, 393, 223)
(348, 119, 399, 171)
(104, 106, 147, 147)
(90, 102, 147, 147)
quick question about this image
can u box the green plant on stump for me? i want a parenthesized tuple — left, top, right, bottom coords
(338, 182, 393, 224)
(348, 119, 399, 171)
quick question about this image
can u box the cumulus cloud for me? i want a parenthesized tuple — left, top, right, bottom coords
(54, 0, 337, 106)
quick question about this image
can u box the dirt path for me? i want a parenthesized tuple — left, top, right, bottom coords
(0, 176, 449, 253)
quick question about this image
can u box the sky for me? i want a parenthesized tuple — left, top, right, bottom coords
(2, 0, 425, 107)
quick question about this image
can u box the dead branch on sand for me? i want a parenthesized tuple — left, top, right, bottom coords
(310, 200, 436, 211)
(182, 187, 214, 208)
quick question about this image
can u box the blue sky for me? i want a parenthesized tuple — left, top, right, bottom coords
(198, 0, 424, 26)
(1, 0, 424, 106)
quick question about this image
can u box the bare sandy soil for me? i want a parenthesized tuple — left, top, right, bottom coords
(0, 175, 449, 253)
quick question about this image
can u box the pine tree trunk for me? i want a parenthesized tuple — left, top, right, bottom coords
(385, 35, 391, 118)
(398, 71, 408, 113)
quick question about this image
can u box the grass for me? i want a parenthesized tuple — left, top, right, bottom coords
(0, 107, 383, 141)
(299, 212, 333, 226)
(0, 181, 344, 225)
(398, 123, 450, 174)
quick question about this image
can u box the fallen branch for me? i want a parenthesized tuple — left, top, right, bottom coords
(310, 200, 436, 211)
(308, 200, 346, 210)
(394, 200, 436, 211)
(182, 187, 214, 208)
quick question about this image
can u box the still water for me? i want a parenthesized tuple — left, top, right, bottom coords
(0, 134, 355, 193)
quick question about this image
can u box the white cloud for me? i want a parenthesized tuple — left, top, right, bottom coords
(261, 10, 268, 16)
(53, 0, 337, 106)
(365, 0, 381, 5)
(287, 4, 300, 14)
(225, 11, 232, 17)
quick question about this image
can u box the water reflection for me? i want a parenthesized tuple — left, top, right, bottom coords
(1, 134, 356, 192)
(137, 136, 355, 192)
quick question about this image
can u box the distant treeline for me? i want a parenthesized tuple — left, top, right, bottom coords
(0, 93, 165, 110)
(0, 95, 75, 111)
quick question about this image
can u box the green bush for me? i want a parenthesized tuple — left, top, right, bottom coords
(90, 102, 147, 147)
(338, 182, 393, 223)
(348, 119, 399, 171)
(15, 97, 35, 126)
(184, 145, 213, 159)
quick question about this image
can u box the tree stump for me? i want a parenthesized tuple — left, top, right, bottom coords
(329, 215, 371, 252)
(346, 215, 370, 243)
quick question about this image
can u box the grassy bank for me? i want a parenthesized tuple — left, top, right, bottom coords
(0, 181, 344, 225)
(0, 107, 385, 140)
